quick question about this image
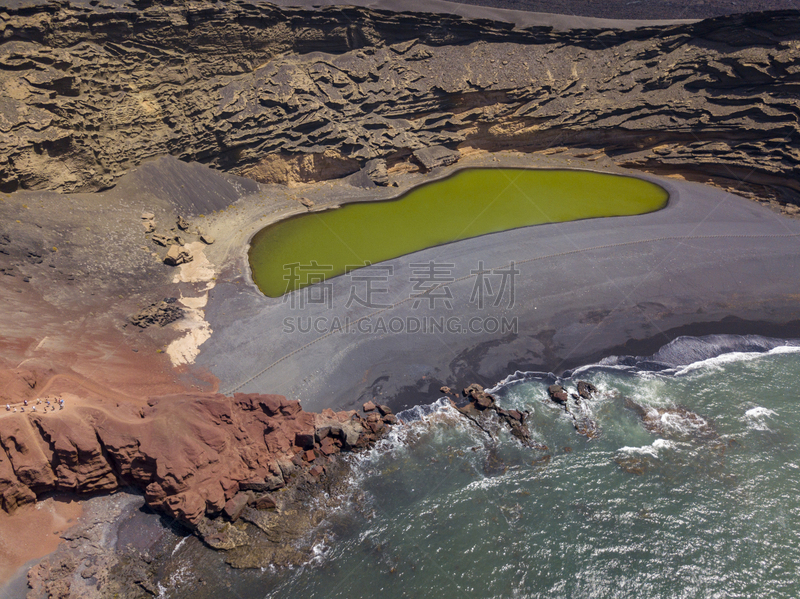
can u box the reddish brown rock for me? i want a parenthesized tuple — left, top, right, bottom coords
(362, 401, 377, 412)
(0, 389, 398, 528)
(463, 384, 494, 409)
(0, 391, 393, 527)
(223, 492, 251, 522)
(319, 437, 339, 456)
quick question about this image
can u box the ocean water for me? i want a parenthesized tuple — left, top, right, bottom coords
(197, 339, 800, 598)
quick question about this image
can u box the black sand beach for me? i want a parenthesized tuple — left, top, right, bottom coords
(198, 153, 800, 414)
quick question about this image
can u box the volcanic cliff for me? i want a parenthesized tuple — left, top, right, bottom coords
(1, 1, 800, 206)
(0, 386, 396, 527)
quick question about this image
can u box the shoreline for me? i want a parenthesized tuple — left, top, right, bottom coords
(2, 0, 800, 593)
(3, 330, 800, 595)
(1, 148, 799, 594)
(198, 151, 800, 414)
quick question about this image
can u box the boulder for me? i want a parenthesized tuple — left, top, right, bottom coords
(128, 298, 184, 328)
(364, 158, 389, 186)
(463, 384, 494, 409)
(362, 401, 377, 412)
(151, 233, 171, 247)
(339, 421, 363, 448)
(413, 145, 460, 171)
(223, 492, 252, 522)
(239, 471, 284, 492)
(164, 244, 192, 266)
(577, 381, 598, 399)
(367, 419, 386, 434)
(376, 404, 393, 416)
(507, 409, 524, 422)
(141, 213, 156, 233)
(548, 385, 569, 405)
(319, 436, 339, 456)
(277, 459, 296, 479)
(176, 216, 190, 231)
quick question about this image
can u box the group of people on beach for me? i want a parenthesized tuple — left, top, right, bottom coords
(5, 397, 64, 413)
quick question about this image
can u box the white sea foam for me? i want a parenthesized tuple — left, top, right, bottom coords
(156, 565, 192, 598)
(396, 396, 453, 423)
(746, 407, 777, 418)
(674, 345, 800, 376)
(170, 535, 189, 556)
(617, 438, 673, 458)
(568, 362, 634, 378)
(309, 539, 328, 564)
(464, 473, 511, 492)
(630, 379, 671, 409)
(744, 406, 778, 430)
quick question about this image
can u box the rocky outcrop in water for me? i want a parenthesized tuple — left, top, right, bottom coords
(457, 383, 540, 447)
(1, 2, 800, 205)
(622, 396, 718, 441)
(548, 381, 600, 438)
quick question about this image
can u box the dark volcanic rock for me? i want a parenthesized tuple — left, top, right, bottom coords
(0, 3, 799, 204)
(413, 146, 462, 171)
(364, 158, 390, 186)
(128, 298, 184, 328)
(577, 381, 598, 399)
(548, 384, 569, 406)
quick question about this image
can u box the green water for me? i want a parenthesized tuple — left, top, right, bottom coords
(249, 169, 668, 297)
(237, 347, 800, 599)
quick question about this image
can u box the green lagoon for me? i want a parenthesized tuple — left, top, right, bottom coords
(249, 168, 668, 297)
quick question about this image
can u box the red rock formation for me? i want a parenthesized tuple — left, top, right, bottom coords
(0, 392, 385, 526)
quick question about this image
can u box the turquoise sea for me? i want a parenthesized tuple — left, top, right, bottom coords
(175, 337, 800, 598)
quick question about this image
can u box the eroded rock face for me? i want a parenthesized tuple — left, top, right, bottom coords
(1, 3, 800, 201)
(0, 393, 389, 527)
